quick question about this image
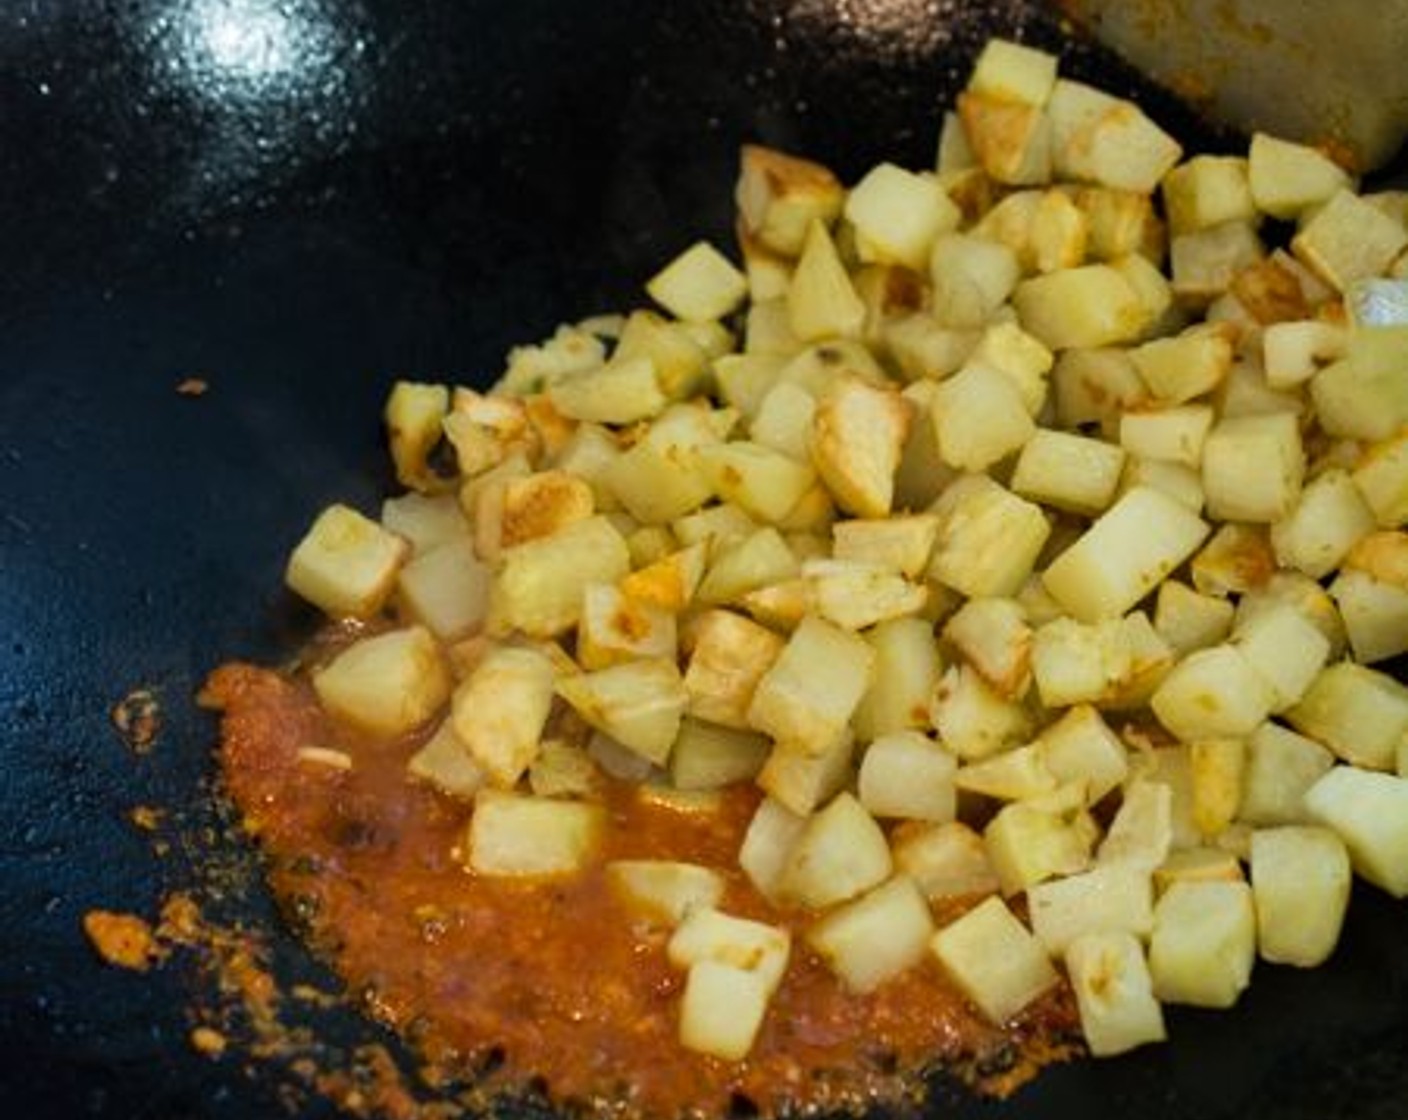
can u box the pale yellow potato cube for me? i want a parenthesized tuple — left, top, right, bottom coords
(1012, 264, 1146, 350)
(750, 381, 817, 462)
(1189, 738, 1247, 838)
(739, 797, 808, 901)
(803, 559, 927, 631)
(1250, 826, 1351, 967)
(1098, 779, 1174, 872)
(957, 92, 1052, 186)
(930, 895, 1059, 1024)
(1130, 326, 1234, 407)
(619, 542, 708, 615)
(884, 314, 980, 382)
(971, 321, 1054, 414)
(1190, 523, 1275, 598)
(811, 374, 909, 518)
(1042, 486, 1210, 622)
(1285, 662, 1408, 772)
(1028, 863, 1154, 955)
(893, 820, 1000, 900)
(844, 163, 959, 270)
(858, 731, 958, 822)
(1304, 766, 1408, 897)
(929, 474, 1052, 600)
(1046, 78, 1182, 193)
(287, 503, 410, 619)
(1292, 189, 1408, 293)
(1162, 156, 1256, 237)
(1052, 346, 1149, 431)
(1149, 880, 1255, 1008)
(1352, 430, 1408, 527)
(1065, 931, 1167, 1057)
(467, 790, 606, 877)
(929, 233, 1021, 328)
(697, 527, 799, 606)
(448, 645, 556, 786)
(683, 609, 786, 729)
(715, 352, 788, 418)
(577, 582, 677, 670)
(495, 322, 607, 397)
(1101, 611, 1177, 712)
(1120, 457, 1206, 514)
(1310, 325, 1408, 443)
(1153, 847, 1244, 892)
(1232, 602, 1331, 712)
(606, 860, 726, 927)
(550, 423, 623, 513)
(1029, 189, 1090, 274)
(931, 663, 1034, 762)
(739, 226, 794, 303)
(1154, 579, 1235, 655)
(381, 491, 469, 556)
(1030, 616, 1129, 708)
(758, 730, 856, 818)
(739, 578, 811, 633)
(1150, 644, 1273, 742)
(744, 298, 803, 358)
(528, 739, 600, 800)
(678, 961, 770, 1061)
(967, 37, 1058, 106)
(787, 220, 865, 342)
(779, 791, 892, 908)
(700, 441, 817, 524)
(556, 658, 687, 767)
(943, 597, 1031, 699)
(385, 380, 450, 492)
(1262, 319, 1347, 389)
(1011, 428, 1125, 516)
(498, 470, 596, 551)
(832, 514, 940, 579)
(604, 433, 714, 527)
(1248, 133, 1353, 221)
(1332, 567, 1408, 664)
(669, 718, 771, 791)
(747, 614, 874, 754)
(611, 311, 712, 401)
(547, 357, 666, 425)
(931, 361, 1036, 473)
(1035, 704, 1130, 805)
(736, 144, 845, 258)
(313, 625, 449, 738)
(935, 109, 976, 173)
(488, 515, 630, 638)
(807, 875, 936, 994)
(984, 801, 1092, 896)
(953, 743, 1056, 802)
(1071, 185, 1158, 263)
(646, 241, 747, 324)
(1170, 221, 1264, 303)
(1236, 573, 1348, 664)
(407, 719, 485, 800)
(1202, 412, 1305, 524)
(1239, 721, 1336, 827)
(395, 538, 491, 641)
(1270, 467, 1378, 579)
(1119, 406, 1215, 469)
(852, 616, 944, 743)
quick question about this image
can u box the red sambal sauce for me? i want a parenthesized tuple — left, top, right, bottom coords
(201, 661, 1079, 1118)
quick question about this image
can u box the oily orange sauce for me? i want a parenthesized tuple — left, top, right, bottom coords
(203, 663, 1077, 1118)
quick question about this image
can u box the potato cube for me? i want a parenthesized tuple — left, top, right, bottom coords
(931, 362, 1036, 473)
(468, 790, 606, 877)
(547, 357, 666, 425)
(395, 538, 491, 641)
(646, 241, 747, 323)
(1202, 412, 1304, 523)
(984, 801, 1092, 896)
(1030, 617, 1129, 708)
(1162, 156, 1256, 237)
(384, 380, 450, 491)
(1170, 221, 1264, 303)
(1236, 572, 1348, 661)
(858, 731, 958, 822)
(678, 961, 769, 1061)
(1285, 662, 1408, 772)
(930, 896, 1059, 1024)
(1311, 326, 1408, 443)
(607, 860, 726, 927)
(1332, 565, 1408, 664)
(700, 441, 817, 525)
(1154, 579, 1235, 656)
(527, 739, 600, 799)
(1153, 847, 1244, 892)
(670, 906, 792, 995)
(489, 515, 630, 638)
(957, 92, 1052, 186)
(1013, 265, 1147, 350)
(555, 659, 687, 767)
(669, 718, 771, 791)
(852, 617, 944, 742)
(929, 474, 1052, 599)
(1035, 705, 1129, 805)
(715, 352, 787, 419)
(1042, 486, 1210, 622)
(287, 504, 410, 619)
(1129, 326, 1233, 407)
(1188, 738, 1246, 838)
(1072, 186, 1157, 263)
(620, 542, 708, 615)
(929, 233, 1021, 327)
(1232, 602, 1331, 712)
(408, 719, 485, 800)
(1293, 189, 1408, 292)
(800, 559, 925, 632)
(1150, 644, 1273, 742)
(1028, 864, 1154, 955)
(1120, 457, 1206, 514)
(448, 645, 556, 786)
(1046, 79, 1182, 193)
(697, 527, 798, 606)
(807, 875, 936, 993)
(758, 730, 855, 817)
(739, 797, 808, 901)
(737, 144, 845, 258)
(970, 321, 1054, 414)
(968, 37, 1058, 106)
(1119, 406, 1215, 470)
(953, 743, 1055, 802)
(1098, 780, 1173, 871)
(811, 374, 909, 518)
(832, 514, 940, 579)
(931, 663, 1034, 762)
(1011, 428, 1125, 516)
(1239, 721, 1336, 827)
(893, 821, 1000, 900)
(1250, 826, 1351, 967)
(1352, 431, 1408, 527)
(750, 381, 817, 463)
(1262, 319, 1347, 389)
(1065, 931, 1167, 1057)
(787, 220, 865, 342)
(313, 625, 449, 739)
(1304, 766, 1408, 897)
(1148, 880, 1255, 1008)
(844, 163, 959, 270)
(381, 492, 469, 556)
(747, 614, 874, 754)
(604, 433, 715, 527)
(577, 583, 677, 670)
(779, 792, 893, 908)
(1270, 467, 1377, 579)
(1190, 523, 1276, 599)
(1052, 346, 1149, 431)
(1248, 133, 1353, 221)
(683, 609, 786, 729)
(943, 597, 1032, 699)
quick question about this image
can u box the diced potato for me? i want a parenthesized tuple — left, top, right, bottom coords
(1030, 617, 1129, 708)
(1311, 325, 1408, 443)
(467, 790, 606, 877)
(744, 298, 803, 357)
(1201, 412, 1305, 524)
(547, 357, 667, 425)
(967, 37, 1058, 105)
(757, 730, 855, 816)
(1239, 721, 1336, 827)
(287, 504, 410, 619)
(953, 743, 1055, 802)
(1150, 644, 1273, 742)
(647, 241, 747, 323)
(683, 609, 785, 729)
(715, 352, 787, 419)
(750, 381, 817, 462)
(852, 617, 943, 742)
(556, 658, 687, 767)
(1046, 78, 1182, 193)
(489, 515, 630, 638)
(943, 597, 1032, 699)
(1013, 265, 1147, 350)
(736, 144, 845, 258)
(314, 626, 449, 738)
(700, 441, 817, 525)
(678, 961, 770, 1061)
(408, 719, 485, 800)
(1162, 156, 1255, 237)
(930, 895, 1059, 1024)
(1011, 428, 1125, 516)
(893, 821, 1000, 900)
(1097, 779, 1173, 871)
(1189, 738, 1246, 838)
(528, 738, 600, 799)
(496, 470, 595, 552)
(1262, 320, 1347, 389)
(1250, 826, 1351, 966)
(1028, 864, 1153, 955)
(747, 614, 875, 755)
(1304, 766, 1408, 897)
(604, 432, 715, 526)
(1352, 430, 1408, 527)
(858, 731, 958, 822)
(802, 559, 927, 631)
(607, 860, 726, 927)
(448, 645, 556, 786)
(957, 91, 1052, 186)
(807, 875, 936, 993)
(1052, 346, 1150, 431)
(779, 792, 893, 908)
(609, 314, 708, 403)
(1292, 189, 1408, 293)
(844, 163, 959, 270)
(620, 542, 709, 614)
(1332, 564, 1408, 664)
(931, 361, 1036, 473)
(1153, 847, 1244, 892)
(669, 906, 792, 994)
(739, 797, 808, 901)
(788, 220, 865, 342)
(1285, 662, 1408, 772)
(1232, 602, 1331, 712)
(1042, 486, 1210, 622)
(929, 474, 1052, 599)
(831, 514, 940, 579)
(1035, 705, 1129, 805)
(384, 380, 450, 492)
(697, 527, 799, 606)
(931, 663, 1034, 762)
(1170, 221, 1264, 304)
(1120, 457, 1205, 513)
(495, 323, 606, 397)
(1271, 467, 1378, 579)
(1248, 133, 1353, 221)
(669, 718, 770, 791)
(576, 583, 677, 670)
(1101, 611, 1176, 711)
(1154, 579, 1235, 655)
(1119, 405, 1215, 469)
(1190, 523, 1275, 599)
(984, 801, 1092, 896)
(381, 492, 469, 556)
(1065, 931, 1167, 1057)
(1148, 880, 1256, 1008)
(1238, 573, 1349, 665)
(395, 538, 492, 641)
(929, 232, 1021, 328)
(811, 374, 909, 518)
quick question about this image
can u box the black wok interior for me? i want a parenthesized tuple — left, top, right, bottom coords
(1, 2, 1404, 1117)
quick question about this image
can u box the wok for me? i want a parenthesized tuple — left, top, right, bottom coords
(1, 2, 1405, 1117)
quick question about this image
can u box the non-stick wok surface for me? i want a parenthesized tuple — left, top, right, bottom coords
(2, 2, 1405, 1118)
